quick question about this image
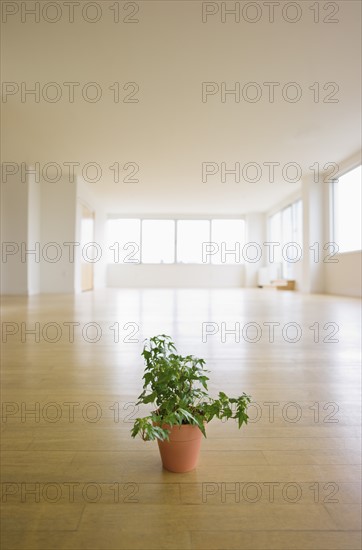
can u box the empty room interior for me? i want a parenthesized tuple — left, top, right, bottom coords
(1, 1, 361, 549)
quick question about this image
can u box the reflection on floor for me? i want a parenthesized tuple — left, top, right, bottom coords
(1, 288, 361, 549)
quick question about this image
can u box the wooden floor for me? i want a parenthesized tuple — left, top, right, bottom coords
(1, 288, 361, 550)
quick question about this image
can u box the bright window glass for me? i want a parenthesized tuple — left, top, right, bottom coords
(333, 165, 362, 253)
(80, 217, 94, 262)
(107, 219, 141, 263)
(210, 219, 245, 264)
(269, 200, 303, 278)
(107, 218, 251, 265)
(141, 220, 175, 263)
(81, 219, 93, 247)
(269, 211, 283, 264)
(281, 207, 293, 278)
(292, 200, 303, 246)
(177, 220, 210, 263)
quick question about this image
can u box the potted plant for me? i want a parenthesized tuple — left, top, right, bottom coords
(131, 334, 251, 472)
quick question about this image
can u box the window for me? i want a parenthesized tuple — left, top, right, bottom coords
(142, 220, 175, 264)
(210, 219, 246, 264)
(332, 165, 362, 253)
(107, 218, 246, 264)
(292, 200, 303, 246)
(177, 220, 210, 264)
(80, 216, 95, 262)
(281, 207, 293, 278)
(269, 211, 282, 265)
(107, 219, 141, 263)
(80, 219, 94, 249)
(269, 200, 303, 278)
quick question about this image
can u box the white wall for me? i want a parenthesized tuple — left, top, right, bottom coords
(244, 213, 266, 287)
(322, 153, 362, 298)
(301, 174, 326, 294)
(264, 191, 303, 290)
(1, 168, 105, 295)
(39, 178, 77, 293)
(2, 157, 360, 296)
(264, 159, 361, 298)
(1, 168, 28, 294)
(325, 251, 361, 297)
(75, 177, 107, 292)
(108, 264, 245, 288)
(27, 172, 41, 295)
(106, 214, 248, 288)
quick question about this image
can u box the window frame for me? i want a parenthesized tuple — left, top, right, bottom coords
(330, 164, 362, 254)
(268, 199, 303, 279)
(106, 216, 246, 265)
(141, 219, 176, 264)
(176, 219, 211, 264)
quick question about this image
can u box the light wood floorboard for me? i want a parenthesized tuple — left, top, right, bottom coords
(1, 289, 361, 549)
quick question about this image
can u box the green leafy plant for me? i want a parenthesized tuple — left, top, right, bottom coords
(131, 334, 251, 441)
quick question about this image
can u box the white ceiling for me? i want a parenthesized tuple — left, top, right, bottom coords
(2, 0, 361, 214)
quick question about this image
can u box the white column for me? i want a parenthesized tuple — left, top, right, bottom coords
(244, 212, 266, 287)
(301, 173, 326, 294)
(0, 166, 28, 294)
(39, 176, 77, 293)
(27, 170, 41, 295)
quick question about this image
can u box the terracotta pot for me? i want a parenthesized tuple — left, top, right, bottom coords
(157, 423, 203, 473)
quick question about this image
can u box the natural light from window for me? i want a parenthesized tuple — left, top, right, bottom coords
(333, 165, 362, 253)
(177, 220, 210, 264)
(107, 218, 246, 264)
(142, 220, 175, 263)
(210, 219, 246, 264)
(107, 219, 141, 263)
(269, 200, 302, 278)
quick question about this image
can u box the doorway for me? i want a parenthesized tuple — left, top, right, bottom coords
(80, 205, 95, 292)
